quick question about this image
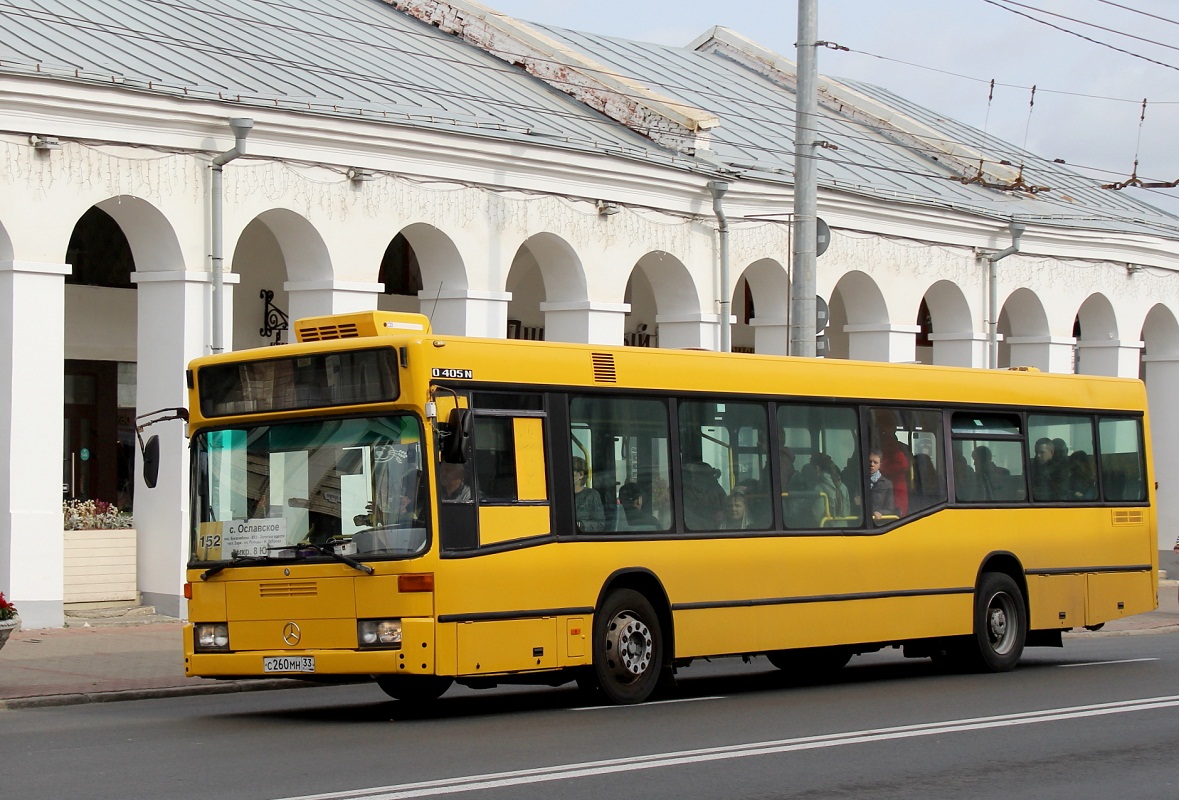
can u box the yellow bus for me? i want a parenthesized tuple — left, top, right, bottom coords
(146, 311, 1157, 705)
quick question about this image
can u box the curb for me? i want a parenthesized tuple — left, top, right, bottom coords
(1064, 622, 1179, 638)
(0, 678, 319, 711)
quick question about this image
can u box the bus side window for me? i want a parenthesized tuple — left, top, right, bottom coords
(867, 408, 945, 517)
(1027, 413, 1096, 503)
(950, 411, 1025, 504)
(473, 416, 519, 502)
(570, 396, 671, 534)
(678, 400, 771, 531)
(1098, 417, 1147, 502)
(777, 404, 861, 530)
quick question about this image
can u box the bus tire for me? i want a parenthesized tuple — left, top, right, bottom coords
(966, 572, 1026, 672)
(592, 589, 664, 705)
(375, 674, 453, 703)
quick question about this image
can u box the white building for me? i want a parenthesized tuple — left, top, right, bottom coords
(2, 0, 1178, 627)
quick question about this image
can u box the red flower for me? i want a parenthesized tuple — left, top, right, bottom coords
(0, 591, 16, 621)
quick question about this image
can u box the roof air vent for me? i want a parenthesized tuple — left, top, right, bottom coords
(591, 353, 617, 383)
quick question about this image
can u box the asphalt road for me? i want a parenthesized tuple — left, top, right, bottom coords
(5, 633, 1179, 800)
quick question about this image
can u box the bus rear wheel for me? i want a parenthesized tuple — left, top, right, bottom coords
(375, 674, 453, 703)
(960, 572, 1026, 672)
(592, 589, 664, 705)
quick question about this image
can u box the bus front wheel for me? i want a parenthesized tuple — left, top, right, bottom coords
(592, 589, 664, 705)
(375, 674, 453, 703)
(966, 572, 1026, 672)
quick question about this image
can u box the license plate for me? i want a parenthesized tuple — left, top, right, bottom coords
(263, 656, 315, 673)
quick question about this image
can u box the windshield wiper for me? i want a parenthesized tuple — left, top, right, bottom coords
(199, 553, 269, 580)
(295, 542, 375, 575)
(200, 542, 374, 579)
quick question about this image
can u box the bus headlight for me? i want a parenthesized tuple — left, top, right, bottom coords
(358, 619, 402, 649)
(194, 623, 230, 652)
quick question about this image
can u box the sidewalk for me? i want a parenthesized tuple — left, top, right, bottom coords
(0, 611, 314, 710)
(2, 584, 1177, 710)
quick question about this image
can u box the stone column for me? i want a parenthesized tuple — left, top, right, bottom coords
(1076, 340, 1144, 378)
(541, 300, 631, 344)
(844, 323, 920, 363)
(928, 331, 989, 368)
(1143, 354, 1179, 550)
(1006, 335, 1077, 373)
(284, 280, 384, 325)
(132, 270, 229, 619)
(750, 318, 790, 356)
(0, 260, 69, 628)
(656, 313, 723, 351)
(420, 288, 512, 338)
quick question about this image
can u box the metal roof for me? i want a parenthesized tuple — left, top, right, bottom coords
(0, 0, 678, 163)
(533, 23, 1179, 238)
(2, 0, 1177, 238)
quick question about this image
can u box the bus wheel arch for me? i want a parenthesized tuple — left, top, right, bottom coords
(975, 551, 1029, 610)
(594, 568, 675, 657)
(959, 553, 1028, 672)
(588, 570, 674, 704)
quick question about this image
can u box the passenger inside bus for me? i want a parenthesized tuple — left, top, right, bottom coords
(721, 487, 750, 530)
(618, 482, 661, 530)
(1031, 437, 1068, 501)
(572, 456, 606, 532)
(810, 453, 853, 526)
(1068, 450, 1097, 500)
(953, 451, 980, 501)
(438, 462, 472, 503)
(866, 449, 897, 522)
(683, 460, 727, 530)
(972, 445, 1012, 501)
(875, 418, 910, 515)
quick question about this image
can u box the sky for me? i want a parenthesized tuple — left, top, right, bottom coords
(484, 0, 1179, 215)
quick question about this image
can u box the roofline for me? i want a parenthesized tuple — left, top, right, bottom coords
(385, 0, 720, 156)
(690, 26, 1022, 190)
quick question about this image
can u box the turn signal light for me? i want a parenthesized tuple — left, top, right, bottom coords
(398, 573, 434, 593)
(183, 582, 193, 600)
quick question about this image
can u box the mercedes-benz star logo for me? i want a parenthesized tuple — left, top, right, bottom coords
(282, 622, 302, 646)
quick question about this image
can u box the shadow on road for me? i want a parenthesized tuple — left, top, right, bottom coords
(207, 647, 1090, 724)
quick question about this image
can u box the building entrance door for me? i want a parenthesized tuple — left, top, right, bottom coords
(64, 361, 135, 508)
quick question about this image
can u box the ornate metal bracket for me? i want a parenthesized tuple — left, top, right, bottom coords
(260, 289, 289, 345)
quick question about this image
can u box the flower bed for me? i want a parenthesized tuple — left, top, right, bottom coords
(0, 591, 19, 650)
(63, 499, 133, 530)
(62, 501, 137, 604)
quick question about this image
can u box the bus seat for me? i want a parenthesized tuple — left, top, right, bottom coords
(609, 503, 628, 532)
(782, 490, 824, 529)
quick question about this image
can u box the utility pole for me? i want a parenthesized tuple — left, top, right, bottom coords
(790, 0, 818, 357)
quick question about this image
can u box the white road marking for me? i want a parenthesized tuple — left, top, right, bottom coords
(570, 695, 724, 711)
(1058, 657, 1160, 668)
(274, 695, 1179, 800)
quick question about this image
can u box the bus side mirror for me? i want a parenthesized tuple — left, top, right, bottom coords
(441, 408, 472, 464)
(142, 435, 160, 489)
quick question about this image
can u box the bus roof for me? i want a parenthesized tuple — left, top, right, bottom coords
(187, 310, 1145, 424)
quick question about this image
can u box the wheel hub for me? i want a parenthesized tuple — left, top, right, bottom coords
(987, 593, 1015, 653)
(605, 611, 652, 681)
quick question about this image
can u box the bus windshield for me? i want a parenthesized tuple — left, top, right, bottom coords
(190, 414, 428, 564)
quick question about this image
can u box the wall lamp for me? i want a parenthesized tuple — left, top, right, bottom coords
(347, 168, 376, 183)
(30, 134, 61, 152)
(597, 200, 620, 216)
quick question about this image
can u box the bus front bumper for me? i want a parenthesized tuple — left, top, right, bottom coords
(186, 648, 430, 679)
